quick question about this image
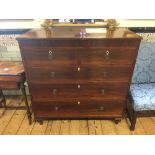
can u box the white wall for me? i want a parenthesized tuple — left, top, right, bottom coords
(1, 19, 155, 29)
(117, 19, 155, 27)
(0, 19, 43, 29)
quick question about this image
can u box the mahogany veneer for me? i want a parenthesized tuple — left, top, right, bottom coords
(17, 27, 141, 124)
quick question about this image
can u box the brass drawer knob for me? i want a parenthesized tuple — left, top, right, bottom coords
(101, 89, 105, 94)
(48, 50, 53, 59)
(54, 106, 59, 111)
(103, 71, 107, 77)
(105, 50, 110, 59)
(77, 85, 81, 88)
(77, 67, 81, 72)
(52, 89, 57, 95)
(77, 101, 81, 105)
(50, 72, 55, 77)
(100, 106, 105, 110)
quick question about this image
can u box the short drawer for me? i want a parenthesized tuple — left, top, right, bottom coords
(32, 99, 124, 118)
(0, 81, 19, 89)
(80, 47, 136, 65)
(30, 83, 128, 100)
(21, 47, 78, 66)
(0, 75, 23, 82)
(27, 65, 132, 83)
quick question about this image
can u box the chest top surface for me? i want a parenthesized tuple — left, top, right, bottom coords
(17, 27, 142, 40)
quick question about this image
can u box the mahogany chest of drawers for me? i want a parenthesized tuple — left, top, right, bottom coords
(17, 27, 141, 123)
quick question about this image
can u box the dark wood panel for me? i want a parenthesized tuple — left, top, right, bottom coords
(0, 81, 19, 89)
(80, 48, 136, 65)
(33, 99, 124, 118)
(0, 76, 23, 82)
(21, 46, 136, 66)
(17, 27, 141, 122)
(30, 83, 128, 100)
(21, 47, 78, 66)
(26, 65, 131, 83)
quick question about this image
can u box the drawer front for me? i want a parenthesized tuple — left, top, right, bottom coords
(80, 47, 136, 65)
(27, 65, 132, 83)
(0, 75, 23, 82)
(21, 47, 78, 66)
(21, 46, 136, 66)
(0, 81, 19, 89)
(33, 99, 124, 118)
(30, 83, 128, 100)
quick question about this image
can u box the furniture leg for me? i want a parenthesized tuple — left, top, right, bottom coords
(113, 118, 121, 124)
(0, 90, 6, 108)
(35, 118, 43, 125)
(130, 111, 137, 131)
(21, 83, 32, 125)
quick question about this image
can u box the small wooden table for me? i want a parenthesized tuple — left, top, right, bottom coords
(0, 61, 32, 124)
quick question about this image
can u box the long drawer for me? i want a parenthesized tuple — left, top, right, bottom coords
(30, 83, 128, 100)
(33, 99, 124, 118)
(26, 65, 132, 83)
(21, 46, 136, 66)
